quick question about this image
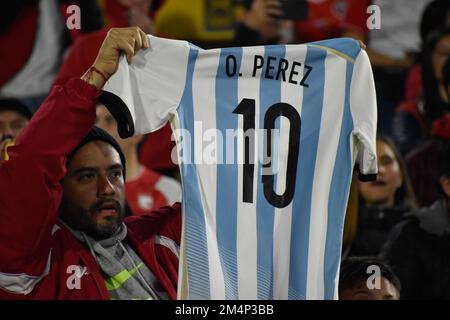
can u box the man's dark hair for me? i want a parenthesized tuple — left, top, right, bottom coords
(66, 126, 126, 179)
(339, 256, 401, 296)
(0, 98, 32, 119)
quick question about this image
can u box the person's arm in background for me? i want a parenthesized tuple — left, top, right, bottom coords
(379, 219, 423, 299)
(366, 50, 414, 70)
(339, 0, 413, 70)
(344, 33, 414, 70)
(0, 27, 148, 282)
(234, 0, 283, 46)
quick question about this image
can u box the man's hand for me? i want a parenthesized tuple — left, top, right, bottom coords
(82, 27, 149, 89)
(245, 0, 283, 31)
(244, 0, 290, 43)
(358, 40, 367, 50)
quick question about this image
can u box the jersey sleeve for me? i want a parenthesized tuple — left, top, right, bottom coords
(101, 35, 191, 138)
(350, 49, 378, 181)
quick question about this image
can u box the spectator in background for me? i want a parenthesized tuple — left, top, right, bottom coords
(234, 0, 368, 46)
(103, 0, 162, 32)
(234, 0, 291, 46)
(405, 0, 450, 103)
(403, 57, 450, 207)
(406, 115, 450, 207)
(367, 0, 431, 72)
(380, 141, 450, 299)
(151, 0, 236, 48)
(392, 28, 450, 155)
(344, 137, 417, 257)
(0, 1, 102, 112)
(96, 104, 181, 215)
(339, 256, 401, 300)
(0, 99, 32, 162)
(364, 0, 432, 136)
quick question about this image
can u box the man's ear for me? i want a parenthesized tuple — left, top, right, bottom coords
(440, 175, 450, 198)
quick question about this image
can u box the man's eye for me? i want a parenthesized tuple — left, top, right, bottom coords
(79, 173, 95, 181)
(11, 124, 25, 131)
(110, 170, 122, 179)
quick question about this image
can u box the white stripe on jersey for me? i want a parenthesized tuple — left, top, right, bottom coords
(272, 44, 307, 299)
(191, 50, 225, 299)
(306, 52, 347, 299)
(235, 46, 264, 300)
(171, 114, 188, 300)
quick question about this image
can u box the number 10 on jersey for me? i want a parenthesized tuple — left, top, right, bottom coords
(233, 98, 301, 208)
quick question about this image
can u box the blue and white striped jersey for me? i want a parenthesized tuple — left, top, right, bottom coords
(102, 35, 378, 300)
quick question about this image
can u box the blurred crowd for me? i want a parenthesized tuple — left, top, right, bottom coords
(1, 0, 450, 300)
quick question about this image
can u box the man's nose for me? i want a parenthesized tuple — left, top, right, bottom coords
(97, 175, 115, 196)
(0, 127, 15, 142)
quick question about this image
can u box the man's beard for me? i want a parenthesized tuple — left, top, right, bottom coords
(59, 198, 124, 240)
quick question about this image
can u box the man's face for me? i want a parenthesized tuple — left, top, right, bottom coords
(60, 140, 125, 240)
(0, 110, 29, 154)
(340, 277, 400, 300)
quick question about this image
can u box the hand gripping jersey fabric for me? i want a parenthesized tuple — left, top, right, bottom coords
(102, 35, 378, 300)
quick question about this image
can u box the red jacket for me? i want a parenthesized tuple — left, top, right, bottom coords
(0, 79, 181, 300)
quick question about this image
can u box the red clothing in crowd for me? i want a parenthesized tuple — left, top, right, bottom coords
(0, 1, 99, 89)
(294, 0, 369, 43)
(126, 166, 181, 216)
(0, 78, 181, 299)
(0, 5, 37, 87)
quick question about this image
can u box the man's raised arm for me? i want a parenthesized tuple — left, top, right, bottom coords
(0, 27, 148, 276)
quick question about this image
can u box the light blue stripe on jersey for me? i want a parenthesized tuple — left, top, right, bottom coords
(288, 46, 326, 299)
(256, 45, 285, 299)
(215, 47, 243, 299)
(177, 47, 210, 299)
(324, 60, 355, 299)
